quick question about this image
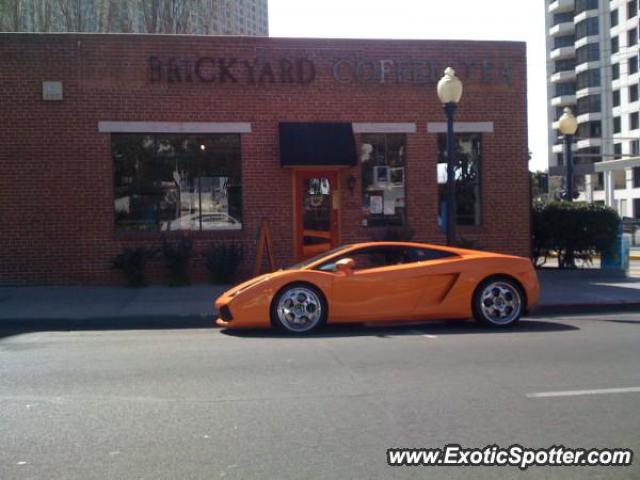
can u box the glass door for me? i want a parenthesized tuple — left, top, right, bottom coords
(295, 171, 339, 260)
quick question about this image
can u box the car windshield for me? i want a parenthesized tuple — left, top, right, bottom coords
(285, 245, 353, 270)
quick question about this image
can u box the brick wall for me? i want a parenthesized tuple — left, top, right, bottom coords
(0, 33, 529, 285)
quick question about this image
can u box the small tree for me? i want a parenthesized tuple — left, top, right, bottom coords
(162, 235, 193, 286)
(532, 201, 620, 268)
(112, 246, 156, 287)
(202, 242, 244, 284)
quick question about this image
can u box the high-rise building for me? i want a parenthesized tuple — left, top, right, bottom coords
(545, 0, 639, 216)
(0, 0, 269, 36)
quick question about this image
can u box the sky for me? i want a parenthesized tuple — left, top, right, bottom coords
(268, 0, 549, 172)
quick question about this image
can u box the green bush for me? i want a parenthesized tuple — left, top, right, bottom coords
(532, 201, 620, 268)
(162, 236, 193, 286)
(202, 242, 244, 284)
(112, 247, 156, 287)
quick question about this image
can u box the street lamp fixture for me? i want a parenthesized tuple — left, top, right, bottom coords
(437, 67, 463, 246)
(558, 107, 578, 201)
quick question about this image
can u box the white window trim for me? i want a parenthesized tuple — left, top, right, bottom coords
(98, 121, 252, 134)
(427, 122, 494, 133)
(353, 123, 417, 134)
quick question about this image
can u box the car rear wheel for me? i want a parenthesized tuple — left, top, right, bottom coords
(473, 277, 524, 327)
(271, 283, 327, 334)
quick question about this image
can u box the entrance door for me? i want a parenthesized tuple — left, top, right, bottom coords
(295, 171, 339, 260)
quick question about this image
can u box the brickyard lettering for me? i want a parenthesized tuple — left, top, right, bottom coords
(149, 56, 513, 86)
(149, 56, 316, 84)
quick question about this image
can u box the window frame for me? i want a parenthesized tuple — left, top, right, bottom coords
(437, 132, 484, 227)
(577, 69, 600, 89)
(612, 63, 620, 81)
(575, 16, 599, 39)
(612, 36, 620, 54)
(613, 89, 621, 107)
(633, 167, 640, 188)
(112, 133, 243, 235)
(360, 133, 408, 228)
(613, 117, 622, 134)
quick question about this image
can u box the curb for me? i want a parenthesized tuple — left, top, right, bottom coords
(0, 314, 218, 332)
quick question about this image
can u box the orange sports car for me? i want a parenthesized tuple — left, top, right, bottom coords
(215, 242, 540, 334)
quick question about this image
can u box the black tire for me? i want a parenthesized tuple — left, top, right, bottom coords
(270, 283, 328, 334)
(472, 276, 525, 327)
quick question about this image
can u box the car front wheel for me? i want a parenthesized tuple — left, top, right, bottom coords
(271, 283, 327, 334)
(473, 278, 524, 327)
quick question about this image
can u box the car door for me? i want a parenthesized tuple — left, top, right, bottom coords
(325, 246, 461, 323)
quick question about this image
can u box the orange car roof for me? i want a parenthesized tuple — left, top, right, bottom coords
(300, 241, 510, 271)
(343, 241, 496, 257)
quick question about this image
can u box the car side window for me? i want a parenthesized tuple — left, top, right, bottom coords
(316, 246, 458, 272)
(316, 246, 406, 272)
(406, 247, 458, 263)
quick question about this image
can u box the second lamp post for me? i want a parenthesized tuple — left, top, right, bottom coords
(558, 107, 578, 201)
(437, 67, 463, 246)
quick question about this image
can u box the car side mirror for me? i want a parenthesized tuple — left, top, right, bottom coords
(335, 258, 355, 276)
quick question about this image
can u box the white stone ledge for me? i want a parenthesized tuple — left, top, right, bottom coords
(427, 122, 494, 133)
(352, 123, 417, 134)
(98, 121, 252, 133)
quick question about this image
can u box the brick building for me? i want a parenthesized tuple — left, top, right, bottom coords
(0, 33, 529, 285)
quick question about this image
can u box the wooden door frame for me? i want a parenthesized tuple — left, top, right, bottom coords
(292, 169, 341, 261)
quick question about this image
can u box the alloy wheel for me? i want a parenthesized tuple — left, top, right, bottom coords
(479, 281, 522, 325)
(276, 287, 323, 332)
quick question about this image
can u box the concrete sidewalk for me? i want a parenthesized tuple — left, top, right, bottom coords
(1, 270, 639, 326)
(0, 285, 228, 323)
(536, 269, 640, 313)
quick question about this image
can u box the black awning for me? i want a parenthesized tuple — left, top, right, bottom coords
(279, 122, 357, 167)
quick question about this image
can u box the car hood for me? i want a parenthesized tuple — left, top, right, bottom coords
(222, 270, 292, 297)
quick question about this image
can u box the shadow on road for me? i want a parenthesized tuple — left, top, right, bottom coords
(220, 318, 579, 339)
(0, 316, 215, 340)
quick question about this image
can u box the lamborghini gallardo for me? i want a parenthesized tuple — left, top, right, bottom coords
(215, 242, 539, 334)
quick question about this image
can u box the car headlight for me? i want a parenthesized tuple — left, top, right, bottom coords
(230, 276, 271, 297)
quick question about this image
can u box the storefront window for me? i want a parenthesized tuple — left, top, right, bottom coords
(360, 134, 406, 227)
(437, 133, 482, 226)
(113, 134, 242, 232)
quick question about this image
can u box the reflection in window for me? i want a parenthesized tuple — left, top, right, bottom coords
(113, 134, 242, 232)
(437, 133, 482, 226)
(360, 134, 406, 227)
(593, 172, 604, 191)
(302, 176, 332, 257)
(614, 169, 626, 190)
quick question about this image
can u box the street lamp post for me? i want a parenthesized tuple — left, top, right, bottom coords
(437, 67, 463, 246)
(558, 107, 578, 201)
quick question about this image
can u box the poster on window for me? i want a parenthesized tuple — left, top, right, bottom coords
(369, 195, 383, 214)
(383, 199, 396, 215)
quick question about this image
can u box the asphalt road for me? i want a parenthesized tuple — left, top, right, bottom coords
(1, 313, 639, 480)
